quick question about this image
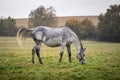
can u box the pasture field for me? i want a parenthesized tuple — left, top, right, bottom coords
(0, 37, 120, 80)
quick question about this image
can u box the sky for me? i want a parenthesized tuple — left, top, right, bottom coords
(0, 0, 120, 18)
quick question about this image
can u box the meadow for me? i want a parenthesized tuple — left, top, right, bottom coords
(0, 37, 120, 80)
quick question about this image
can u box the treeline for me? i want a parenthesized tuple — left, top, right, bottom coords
(28, 6, 97, 40)
(65, 18, 97, 40)
(66, 4, 120, 42)
(98, 4, 120, 42)
(0, 4, 120, 42)
(0, 17, 18, 36)
(28, 4, 120, 42)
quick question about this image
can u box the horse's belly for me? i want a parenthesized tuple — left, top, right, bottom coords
(44, 39, 61, 47)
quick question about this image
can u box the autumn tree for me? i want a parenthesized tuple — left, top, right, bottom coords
(80, 19, 97, 39)
(65, 17, 80, 38)
(29, 6, 57, 27)
(98, 4, 120, 42)
(65, 18, 97, 39)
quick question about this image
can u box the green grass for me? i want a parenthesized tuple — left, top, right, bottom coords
(0, 37, 120, 80)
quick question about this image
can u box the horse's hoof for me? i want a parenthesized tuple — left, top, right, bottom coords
(81, 60, 85, 64)
(40, 62, 43, 64)
(32, 61, 34, 64)
(58, 61, 61, 63)
(69, 60, 72, 63)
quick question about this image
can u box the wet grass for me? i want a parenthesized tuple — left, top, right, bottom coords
(0, 37, 120, 80)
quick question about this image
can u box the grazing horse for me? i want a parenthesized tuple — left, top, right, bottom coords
(17, 26, 86, 64)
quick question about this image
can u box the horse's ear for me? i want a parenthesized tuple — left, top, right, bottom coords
(83, 48, 86, 51)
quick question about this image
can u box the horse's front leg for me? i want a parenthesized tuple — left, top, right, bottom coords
(59, 43, 66, 63)
(66, 45, 72, 62)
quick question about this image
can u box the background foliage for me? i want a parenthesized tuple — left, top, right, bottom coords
(28, 6, 58, 28)
(0, 17, 17, 36)
(65, 18, 97, 40)
(98, 4, 120, 42)
(0, 4, 120, 42)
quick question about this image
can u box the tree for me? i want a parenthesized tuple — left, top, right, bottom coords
(65, 18, 97, 39)
(80, 19, 97, 39)
(29, 6, 58, 27)
(65, 17, 80, 38)
(98, 4, 120, 42)
(0, 16, 17, 36)
(0, 16, 16, 28)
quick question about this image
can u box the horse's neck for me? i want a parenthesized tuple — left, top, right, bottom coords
(73, 37, 83, 53)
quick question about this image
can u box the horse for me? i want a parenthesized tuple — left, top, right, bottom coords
(17, 26, 86, 64)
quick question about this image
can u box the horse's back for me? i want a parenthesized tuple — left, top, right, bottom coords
(32, 26, 77, 46)
(45, 26, 75, 45)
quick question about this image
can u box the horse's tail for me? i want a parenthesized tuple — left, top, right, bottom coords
(17, 27, 33, 47)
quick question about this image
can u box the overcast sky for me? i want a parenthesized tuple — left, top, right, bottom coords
(0, 0, 120, 18)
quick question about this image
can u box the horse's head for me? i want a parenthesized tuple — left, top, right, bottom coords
(77, 48, 86, 64)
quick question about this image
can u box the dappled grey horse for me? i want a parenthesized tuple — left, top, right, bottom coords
(17, 26, 86, 64)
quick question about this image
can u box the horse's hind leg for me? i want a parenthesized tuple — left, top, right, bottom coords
(36, 47, 43, 64)
(32, 44, 43, 64)
(33, 38, 43, 64)
(35, 42, 43, 64)
(66, 45, 72, 62)
(32, 46, 35, 64)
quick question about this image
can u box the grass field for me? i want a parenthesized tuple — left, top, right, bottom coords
(0, 37, 120, 80)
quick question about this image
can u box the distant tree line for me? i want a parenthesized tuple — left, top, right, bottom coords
(0, 17, 17, 36)
(98, 4, 120, 42)
(28, 6, 98, 40)
(65, 4, 120, 42)
(0, 4, 119, 42)
(65, 18, 97, 40)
